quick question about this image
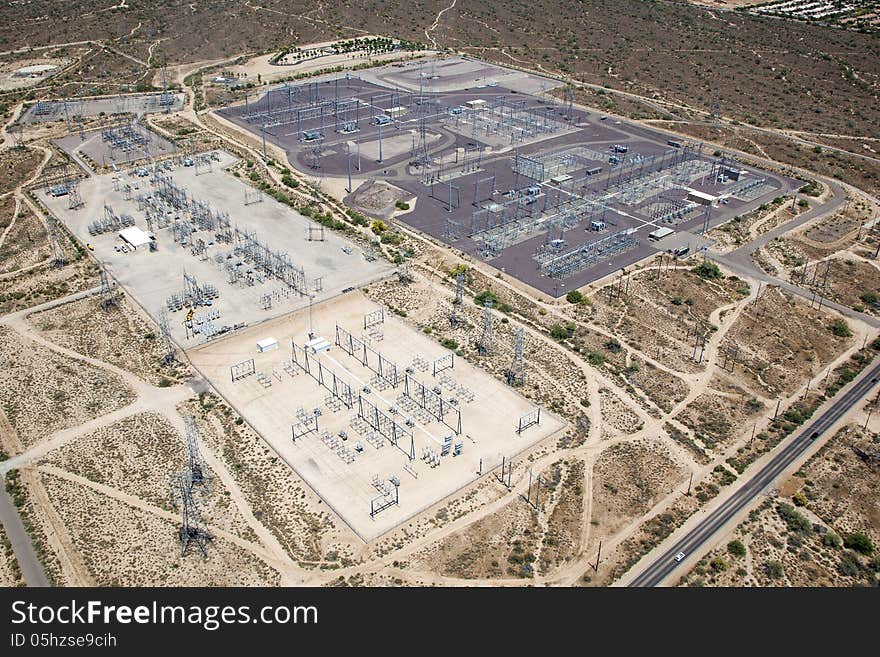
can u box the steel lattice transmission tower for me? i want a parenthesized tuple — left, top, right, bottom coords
(46, 220, 65, 269)
(158, 308, 176, 365)
(450, 272, 464, 326)
(99, 264, 116, 310)
(477, 300, 494, 355)
(507, 327, 525, 386)
(68, 180, 83, 210)
(169, 472, 212, 558)
(183, 415, 211, 493)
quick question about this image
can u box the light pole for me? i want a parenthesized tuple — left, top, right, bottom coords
(308, 293, 316, 340)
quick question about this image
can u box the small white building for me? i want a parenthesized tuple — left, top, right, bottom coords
(256, 337, 279, 353)
(304, 336, 331, 355)
(687, 190, 717, 206)
(118, 226, 154, 249)
(464, 99, 487, 110)
(648, 227, 675, 241)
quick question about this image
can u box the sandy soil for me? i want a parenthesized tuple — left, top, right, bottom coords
(590, 439, 686, 540)
(682, 423, 879, 587)
(0, 325, 136, 453)
(0, 521, 23, 586)
(721, 286, 855, 397)
(29, 293, 191, 386)
(36, 469, 280, 586)
(43, 412, 258, 542)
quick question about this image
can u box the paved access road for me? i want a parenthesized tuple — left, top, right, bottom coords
(628, 357, 880, 587)
(0, 485, 49, 586)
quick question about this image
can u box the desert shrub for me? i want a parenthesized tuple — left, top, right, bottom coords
(604, 339, 623, 353)
(380, 232, 403, 245)
(692, 261, 722, 279)
(710, 557, 728, 572)
(727, 540, 746, 558)
(776, 503, 812, 534)
(843, 533, 874, 556)
(764, 560, 784, 579)
(830, 319, 852, 338)
(474, 290, 499, 307)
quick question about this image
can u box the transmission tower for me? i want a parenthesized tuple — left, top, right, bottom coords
(183, 415, 211, 493)
(563, 86, 574, 123)
(396, 260, 414, 283)
(169, 472, 212, 558)
(450, 272, 464, 326)
(477, 300, 494, 355)
(415, 114, 431, 170)
(710, 96, 721, 121)
(507, 327, 525, 386)
(99, 264, 117, 310)
(9, 123, 23, 149)
(45, 217, 65, 269)
(68, 180, 83, 210)
(158, 308, 176, 365)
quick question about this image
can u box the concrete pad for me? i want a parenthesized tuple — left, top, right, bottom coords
(652, 231, 714, 256)
(42, 150, 395, 345)
(188, 291, 566, 541)
(54, 125, 177, 170)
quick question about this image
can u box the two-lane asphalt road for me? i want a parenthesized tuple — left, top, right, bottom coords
(629, 357, 880, 587)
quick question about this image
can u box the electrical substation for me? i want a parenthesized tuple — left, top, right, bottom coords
(219, 57, 796, 296)
(35, 55, 798, 550)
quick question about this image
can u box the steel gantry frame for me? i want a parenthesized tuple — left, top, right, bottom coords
(334, 324, 399, 387)
(538, 229, 640, 281)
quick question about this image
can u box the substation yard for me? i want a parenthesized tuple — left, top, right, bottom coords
(218, 56, 796, 296)
(53, 121, 178, 170)
(189, 291, 566, 541)
(5, 51, 875, 587)
(20, 92, 185, 124)
(41, 150, 394, 345)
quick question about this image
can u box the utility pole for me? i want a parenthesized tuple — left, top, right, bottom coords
(863, 389, 880, 432)
(377, 122, 383, 163)
(308, 293, 316, 339)
(346, 143, 352, 194)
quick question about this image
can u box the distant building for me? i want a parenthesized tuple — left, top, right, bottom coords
(649, 227, 674, 241)
(256, 337, 279, 353)
(722, 167, 743, 181)
(118, 226, 154, 249)
(687, 190, 717, 206)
